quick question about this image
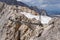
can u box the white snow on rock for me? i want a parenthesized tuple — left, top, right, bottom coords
(20, 12, 52, 24)
(41, 16, 52, 24)
(20, 12, 39, 20)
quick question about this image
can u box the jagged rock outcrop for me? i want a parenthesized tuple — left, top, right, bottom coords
(0, 2, 60, 40)
(34, 17, 60, 40)
(0, 2, 43, 40)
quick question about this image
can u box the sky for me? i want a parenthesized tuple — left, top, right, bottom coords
(17, 0, 60, 15)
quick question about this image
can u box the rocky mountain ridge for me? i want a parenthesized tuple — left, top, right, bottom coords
(0, 2, 60, 40)
(0, 2, 42, 40)
(0, 0, 41, 14)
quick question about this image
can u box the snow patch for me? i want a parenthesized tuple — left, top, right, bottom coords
(20, 12, 39, 20)
(20, 12, 52, 24)
(41, 16, 52, 24)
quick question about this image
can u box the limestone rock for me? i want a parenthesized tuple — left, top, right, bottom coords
(0, 2, 60, 40)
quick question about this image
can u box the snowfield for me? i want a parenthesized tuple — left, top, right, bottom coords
(20, 12, 52, 24)
(41, 16, 52, 24)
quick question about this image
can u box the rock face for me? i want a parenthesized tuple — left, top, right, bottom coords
(0, 2, 42, 40)
(0, 2, 60, 40)
(36, 18, 60, 40)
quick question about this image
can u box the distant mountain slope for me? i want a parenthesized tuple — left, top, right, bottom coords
(0, 0, 41, 14)
(0, 0, 48, 16)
